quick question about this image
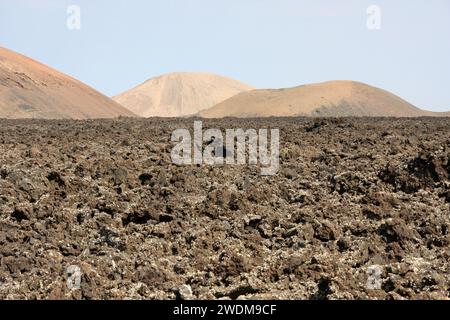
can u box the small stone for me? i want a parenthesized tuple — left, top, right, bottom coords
(314, 220, 339, 242)
(11, 203, 33, 222)
(379, 219, 417, 244)
(337, 237, 350, 252)
(282, 168, 297, 179)
(177, 284, 194, 300)
(26, 147, 41, 158)
(112, 167, 128, 185)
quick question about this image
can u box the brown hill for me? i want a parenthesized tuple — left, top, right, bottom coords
(113, 72, 253, 117)
(199, 80, 448, 118)
(0, 47, 136, 119)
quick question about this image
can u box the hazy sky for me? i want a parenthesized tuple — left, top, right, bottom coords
(1, 0, 449, 111)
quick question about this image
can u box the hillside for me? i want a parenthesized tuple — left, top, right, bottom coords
(199, 81, 446, 118)
(113, 72, 253, 117)
(0, 47, 136, 119)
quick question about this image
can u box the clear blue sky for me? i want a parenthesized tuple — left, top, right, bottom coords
(1, 0, 449, 111)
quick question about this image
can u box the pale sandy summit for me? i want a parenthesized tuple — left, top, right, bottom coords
(0, 47, 135, 119)
(199, 81, 450, 118)
(113, 72, 254, 117)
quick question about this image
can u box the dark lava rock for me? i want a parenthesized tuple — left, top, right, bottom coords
(0, 117, 449, 300)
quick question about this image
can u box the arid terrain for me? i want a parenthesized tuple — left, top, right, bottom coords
(199, 81, 450, 118)
(0, 117, 449, 300)
(113, 72, 253, 118)
(0, 47, 135, 119)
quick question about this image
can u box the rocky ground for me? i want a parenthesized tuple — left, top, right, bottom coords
(0, 117, 449, 300)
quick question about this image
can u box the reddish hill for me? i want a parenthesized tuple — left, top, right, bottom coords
(0, 47, 136, 119)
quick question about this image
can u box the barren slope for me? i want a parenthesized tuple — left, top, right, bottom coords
(199, 81, 446, 118)
(113, 72, 253, 117)
(0, 47, 136, 119)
